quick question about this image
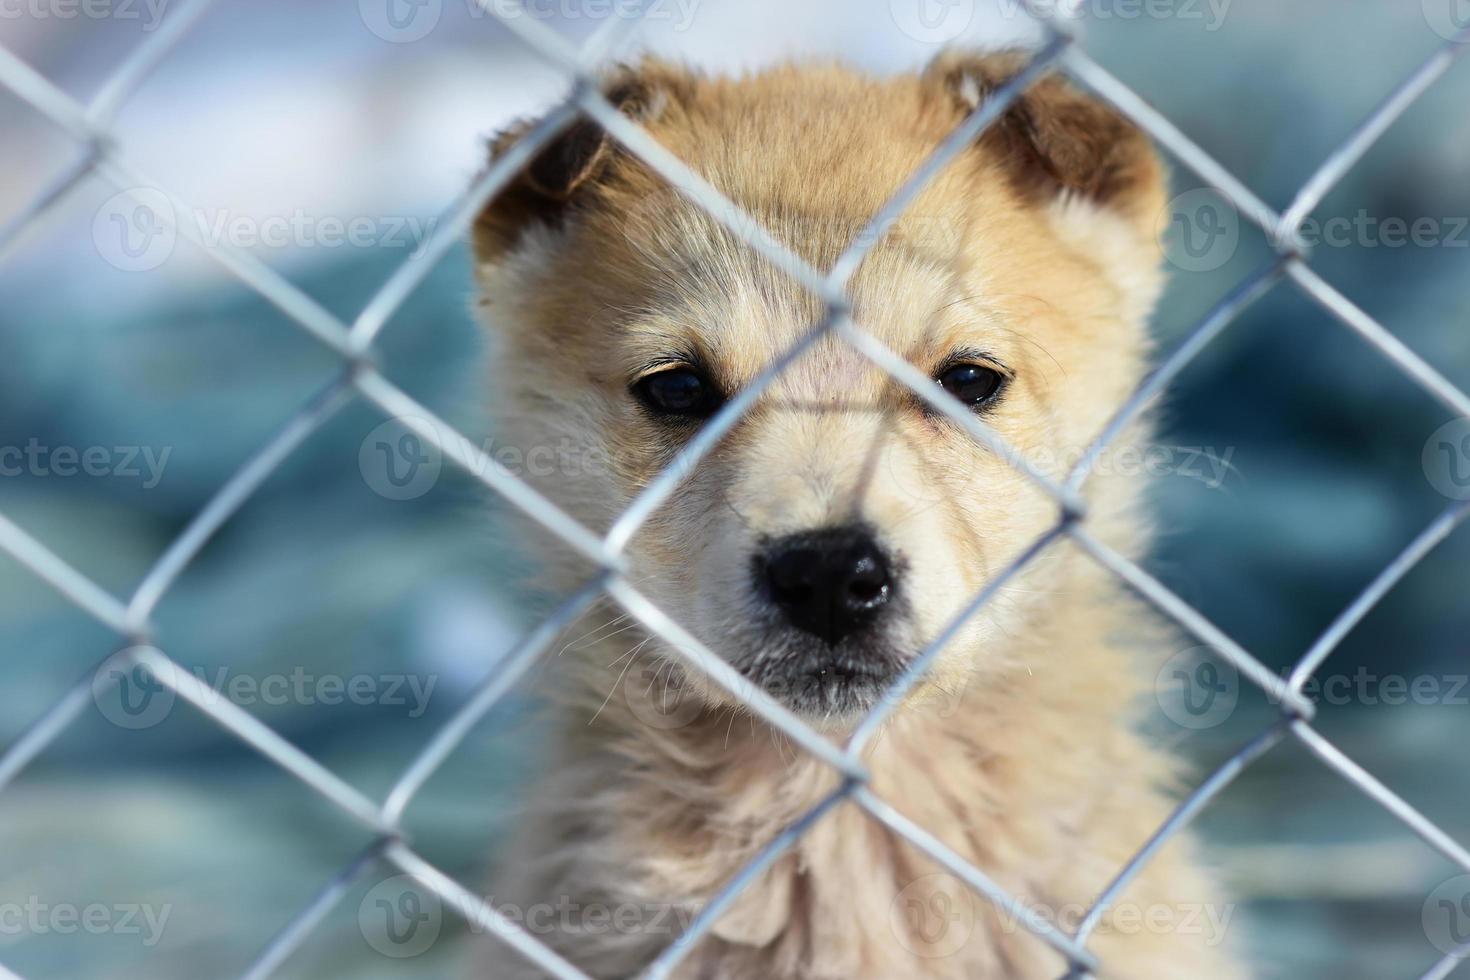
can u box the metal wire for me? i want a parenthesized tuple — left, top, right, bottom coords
(1, 2, 1467, 978)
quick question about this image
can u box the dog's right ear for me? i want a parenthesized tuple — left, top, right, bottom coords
(925, 50, 1164, 234)
(473, 65, 684, 264)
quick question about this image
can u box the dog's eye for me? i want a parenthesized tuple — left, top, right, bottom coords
(633, 367, 722, 419)
(936, 363, 1005, 408)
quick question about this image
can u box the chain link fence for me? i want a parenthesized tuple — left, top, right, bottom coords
(2, 1, 1469, 978)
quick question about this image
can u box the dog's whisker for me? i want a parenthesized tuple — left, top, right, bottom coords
(723, 705, 739, 749)
(588, 638, 651, 726)
(643, 657, 671, 698)
(604, 631, 654, 670)
(603, 645, 638, 670)
(556, 613, 631, 658)
(567, 619, 643, 659)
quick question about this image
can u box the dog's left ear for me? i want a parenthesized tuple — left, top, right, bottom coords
(925, 50, 1165, 233)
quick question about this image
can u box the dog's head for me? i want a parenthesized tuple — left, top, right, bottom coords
(474, 55, 1165, 728)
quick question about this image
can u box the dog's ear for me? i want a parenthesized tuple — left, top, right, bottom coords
(926, 50, 1164, 231)
(473, 63, 685, 263)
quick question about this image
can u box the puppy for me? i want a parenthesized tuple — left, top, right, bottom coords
(470, 52, 1246, 980)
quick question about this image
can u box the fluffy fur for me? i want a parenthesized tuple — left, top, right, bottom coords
(469, 52, 1247, 980)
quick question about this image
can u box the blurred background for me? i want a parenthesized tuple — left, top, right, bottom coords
(1, 1, 1467, 977)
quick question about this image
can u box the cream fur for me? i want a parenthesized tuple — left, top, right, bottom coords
(469, 55, 1248, 980)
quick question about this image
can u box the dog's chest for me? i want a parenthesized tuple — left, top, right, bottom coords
(632, 736, 1069, 980)
(679, 796, 1062, 980)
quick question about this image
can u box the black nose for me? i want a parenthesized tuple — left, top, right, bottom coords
(759, 526, 895, 646)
